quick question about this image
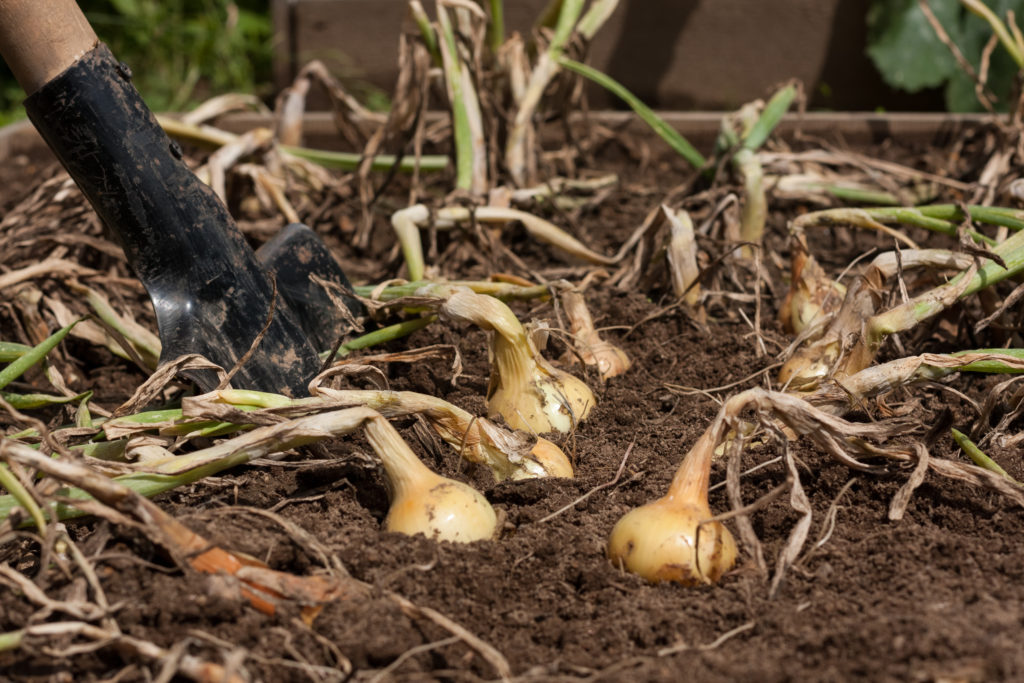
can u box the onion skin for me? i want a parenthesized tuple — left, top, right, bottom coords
(385, 479, 497, 543)
(431, 284, 594, 434)
(488, 331, 594, 434)
(364, 414, 497, 543)
(607, 429, 737, 585)
(530, 437, 574, 478)
(607, 498, 737, 585)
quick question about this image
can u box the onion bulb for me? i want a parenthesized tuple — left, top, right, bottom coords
(363, 414, 497, 542)
(428, 285, 594, 434)
(607, 429, 737, 584)
(780, 235, 846, 338)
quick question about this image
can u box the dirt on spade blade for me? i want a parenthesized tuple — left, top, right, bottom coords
(3, 125, 1024, 683)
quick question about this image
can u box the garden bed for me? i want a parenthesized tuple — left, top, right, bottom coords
(2, 109, 1024, 682)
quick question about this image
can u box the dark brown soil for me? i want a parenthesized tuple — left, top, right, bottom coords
(3, 125, 1024, 683)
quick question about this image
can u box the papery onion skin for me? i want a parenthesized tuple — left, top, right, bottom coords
(607, 498, 737, 585)
(488, 332, 594, 434)
(365, 413, 498, 543)
(529, 437, 574, 479)
(430, 284, 595, 435)
(385, 479, 497, 543)
(607, 427, 737, 585)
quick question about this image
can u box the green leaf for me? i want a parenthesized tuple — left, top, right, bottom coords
(866, 0, 960, 91)
(952, 428, 1018, 482)
(558, 57, 707, 169)
(0, 320, 80, 391)
(0, 391, 89, 410)
(0, 342, 31, 363)
(945, 0, 1024, 110)
(741, 84, 797, 152)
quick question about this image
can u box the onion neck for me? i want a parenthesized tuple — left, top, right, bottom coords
(664, 428, 715, 512)
(492, 331, 536, 395)
(363, 415, 435, 498)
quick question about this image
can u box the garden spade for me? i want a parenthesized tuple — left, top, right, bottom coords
(0, 0, 360, 396)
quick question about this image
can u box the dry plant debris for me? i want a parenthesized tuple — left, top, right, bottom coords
(7, 1, 1024, 680)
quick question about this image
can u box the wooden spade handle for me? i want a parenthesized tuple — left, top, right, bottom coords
(0, 0, 98, 94)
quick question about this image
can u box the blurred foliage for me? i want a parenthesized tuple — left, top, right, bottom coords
(0, 0, 272, 125)
(867, 0, 1024, 112)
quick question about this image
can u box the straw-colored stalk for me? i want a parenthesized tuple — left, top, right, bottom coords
(807, 350, 1024, 414)
(506, 0, 583, 185)
(157, 115, 448, 173)
(391, 203, 616, 280)
(177, 387, 572, 481)
(735, 149, 766, 258)
(355, 279, 550, 302)
(560, 289, 630, 380)
(297, 388, 573, 480)
(664, 207, 703, 311)
(782, 228, 1024, 390)
(722, 85, 796, 258)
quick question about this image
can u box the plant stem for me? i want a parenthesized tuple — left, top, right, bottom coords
(952, 428, 1016, 482)
(282, 145, 448, 173)
(558, 57, 706, 169)
(868, 228, 1024, 346)
(488, 0, 504, 52)
(961, 0, 1024, 68)
(410, 0, 442, 64)
(0, 463, 47, 536)
(742, 83, 797, 152)
(0, 410, 376, 525)
(157, 116, 448, 173)
(437, 5, 479, 192)
(353, 281, 548, 301)
(323, 315, 438, 360)
(823, 185, 903, 206)
(0, 320, 80, 391)
(794, 206, 997, 245)
(506, 0, 584, 185)
(0, 342, 31, 362)
(0, 629, 24, 652)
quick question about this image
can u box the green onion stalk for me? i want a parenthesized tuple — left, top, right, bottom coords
(436, 3, 487, 193)
(722, 84, 797, 258)
(952, 428, 1017, 483)
(558, 57, 706, 170)
(792, 204, 1024, 248)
